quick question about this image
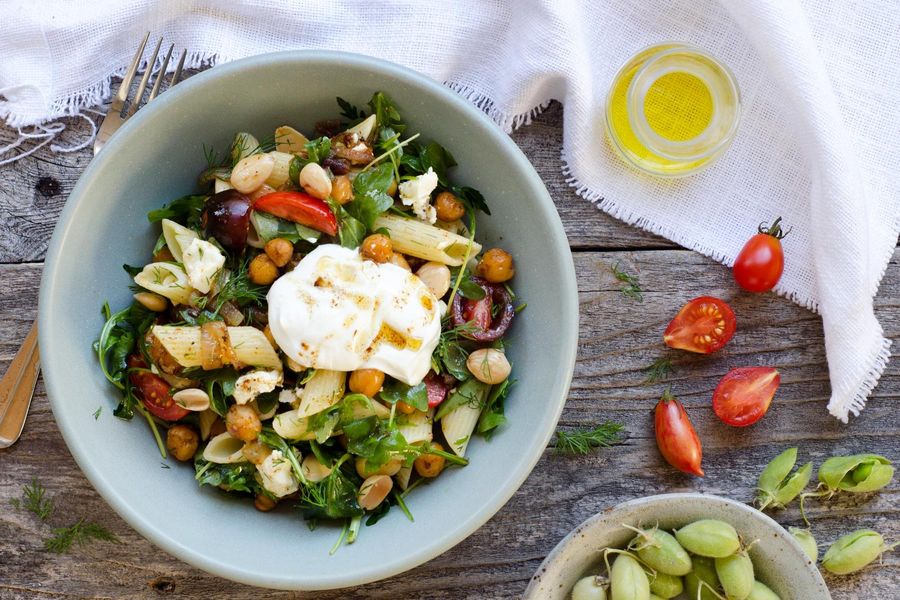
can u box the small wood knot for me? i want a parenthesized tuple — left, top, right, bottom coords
(35, 176, 61, 197)
(149, 578, 176, 594)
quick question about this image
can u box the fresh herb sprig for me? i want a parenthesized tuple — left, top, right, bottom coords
(643, 357, 674, 384)
(555, 421, 626, 455)
(44, 518, 119, 554)
(10, 478, 54, 520)
(612, 262, 643, 301)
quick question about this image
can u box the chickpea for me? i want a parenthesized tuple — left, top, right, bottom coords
(348, 369, 385, 398)
(248, 253, 279, 285)
(264, 238, 294, 267)
(466, 348, 512, 384)
(356, 456, 402, 478)
(241, 440, 271, 465)
(415, 262, 452, 298)
(390, 252, 411, 271)
(361, 234, 392, 263)
(475, 248, 515, 283)
(414, 443, 447, 478)
(254, 494, 277, 512)
(434, 191, 466, 222)
(166, 425, 199, 462)
(358, 475, 393, 511)
(226, 404, 262, 442)
(396, 401, 415, 415)
(133, 291, 168, 312)
(331, 175, 353, 204)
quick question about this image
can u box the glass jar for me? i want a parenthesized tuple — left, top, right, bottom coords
(605, 43, 741, 177)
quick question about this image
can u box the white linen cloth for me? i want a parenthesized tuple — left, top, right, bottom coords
(1, 0, 897, 421)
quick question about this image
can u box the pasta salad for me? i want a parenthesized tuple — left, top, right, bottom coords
(95, 92, 521, 549)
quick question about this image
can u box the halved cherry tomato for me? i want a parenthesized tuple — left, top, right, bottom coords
(712, 367, 780, 427)
(664, 296, 736, 354)
(462, 295, 492, 332)
(252, 191, 337, 236)
(127, 355, 189, 421)
(654, 391, 704, 477)
(733, 217, 789, 293)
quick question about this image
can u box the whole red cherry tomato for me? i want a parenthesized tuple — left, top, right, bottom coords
(663, 296, 736, 354)
(654, 390, 704, 477)
(712, 367, 780, 427)
(127, 355, 189, 421)
(733, 217, 790, 293)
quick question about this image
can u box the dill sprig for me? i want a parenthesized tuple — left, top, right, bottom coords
(14, 478, 54, 521)
(213, 257, 266, 312)
(44, 518, 119, 554)
(612, 262, 643, 301)
(643, 357, 674, 384)
(555, 421, 625, 455)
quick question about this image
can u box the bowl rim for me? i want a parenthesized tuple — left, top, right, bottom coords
(523, 492, 832, 599)
(37, 50, 579, 589)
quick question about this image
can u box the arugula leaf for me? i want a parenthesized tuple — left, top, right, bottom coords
(345, 163, 394, 231)
(250, 211, 320, 245)
(199, 369, 238, 416)
(451, 186, 491, 216)
(257, 429, 307, 485)
(379, 380, 428, 412)
(194, 456, 261, 494)
(435, 378, 490, 420)
(326, 198, 367, 249)
(368, 91, 406, 136)
(458, 277, 486, 300)
(420, 142, 457, 186)
(302, 459, 364, 521)
(336, 97, 366, 122)
(147, 194, 207, 228)
(94, 302, 155, 418)
(478, 379, 514, 437)
(289, 136, 333, 184)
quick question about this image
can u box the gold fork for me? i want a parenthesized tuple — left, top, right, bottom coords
(0, 34, 186, 448)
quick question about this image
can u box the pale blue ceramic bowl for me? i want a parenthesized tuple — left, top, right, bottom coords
(38, 51, 578, 590)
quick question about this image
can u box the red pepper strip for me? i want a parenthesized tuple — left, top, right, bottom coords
(252, 191, 337, 236)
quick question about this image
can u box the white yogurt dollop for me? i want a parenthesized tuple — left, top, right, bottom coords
(267, 244, 441, 385)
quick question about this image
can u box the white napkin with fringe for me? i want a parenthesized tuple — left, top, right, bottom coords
(1, 0, 897, 421)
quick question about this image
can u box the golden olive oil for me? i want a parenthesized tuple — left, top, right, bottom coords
(606, 43, 740, 177)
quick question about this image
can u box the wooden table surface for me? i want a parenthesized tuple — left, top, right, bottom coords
(0, 100, 897, 600)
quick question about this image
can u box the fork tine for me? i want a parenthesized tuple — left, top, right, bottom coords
(170, 49, 187, 87)
(126, 37, 162, 117)
(110, 31, 149, 111)
(148, 43, 174, 102)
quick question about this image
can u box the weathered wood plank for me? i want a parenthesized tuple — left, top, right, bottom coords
(1, 250, 897, 599)
(0, 102, 670, 265)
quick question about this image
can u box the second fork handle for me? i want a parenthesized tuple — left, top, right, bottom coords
(0, 322, 40, 448)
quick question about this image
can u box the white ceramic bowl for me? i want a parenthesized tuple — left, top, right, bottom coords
(524, 493, 830, 599)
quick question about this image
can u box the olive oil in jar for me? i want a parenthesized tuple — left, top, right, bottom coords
(605, 43, 741, 177)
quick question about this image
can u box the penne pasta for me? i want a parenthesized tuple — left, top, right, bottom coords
(273, 410, 316, 441)
(214, 178, 233, 193)
(133, 262, 194, 305)
(151, 325, 282, 370)
(373, 214, 482, 266)
(274, 126, 309, 154)
(161, 218, 198, 262)
(394, 465, 413, 491)
(397, 409, 433, 445)
(295, 369, 346, 418)
(441, 404, 481, 457)
(265, 151, 293, 188)
(203, 432, 246, 464)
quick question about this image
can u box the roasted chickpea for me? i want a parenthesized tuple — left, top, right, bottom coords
(166, 425, 199, 462)
(241, 440, 271, 465)
(152, 246, 175, 263)
(396, 401, 416, 415)
(331, 175, 353, 204)
(390, 252, 411, 271)
(434, 191, 466, 222)
(349, 369, 385, 398)
(361, 234, 393, 263)
(264, 238, 294, 267)
(254, 494, 277, 512)
(414, 442, 446, 478)
(475, 248, 515, 283)
(248, 253, 279, 285)
(226, 404, 262, 442)
(133, 291, 168, 312)
(356, 456, 402, 478)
